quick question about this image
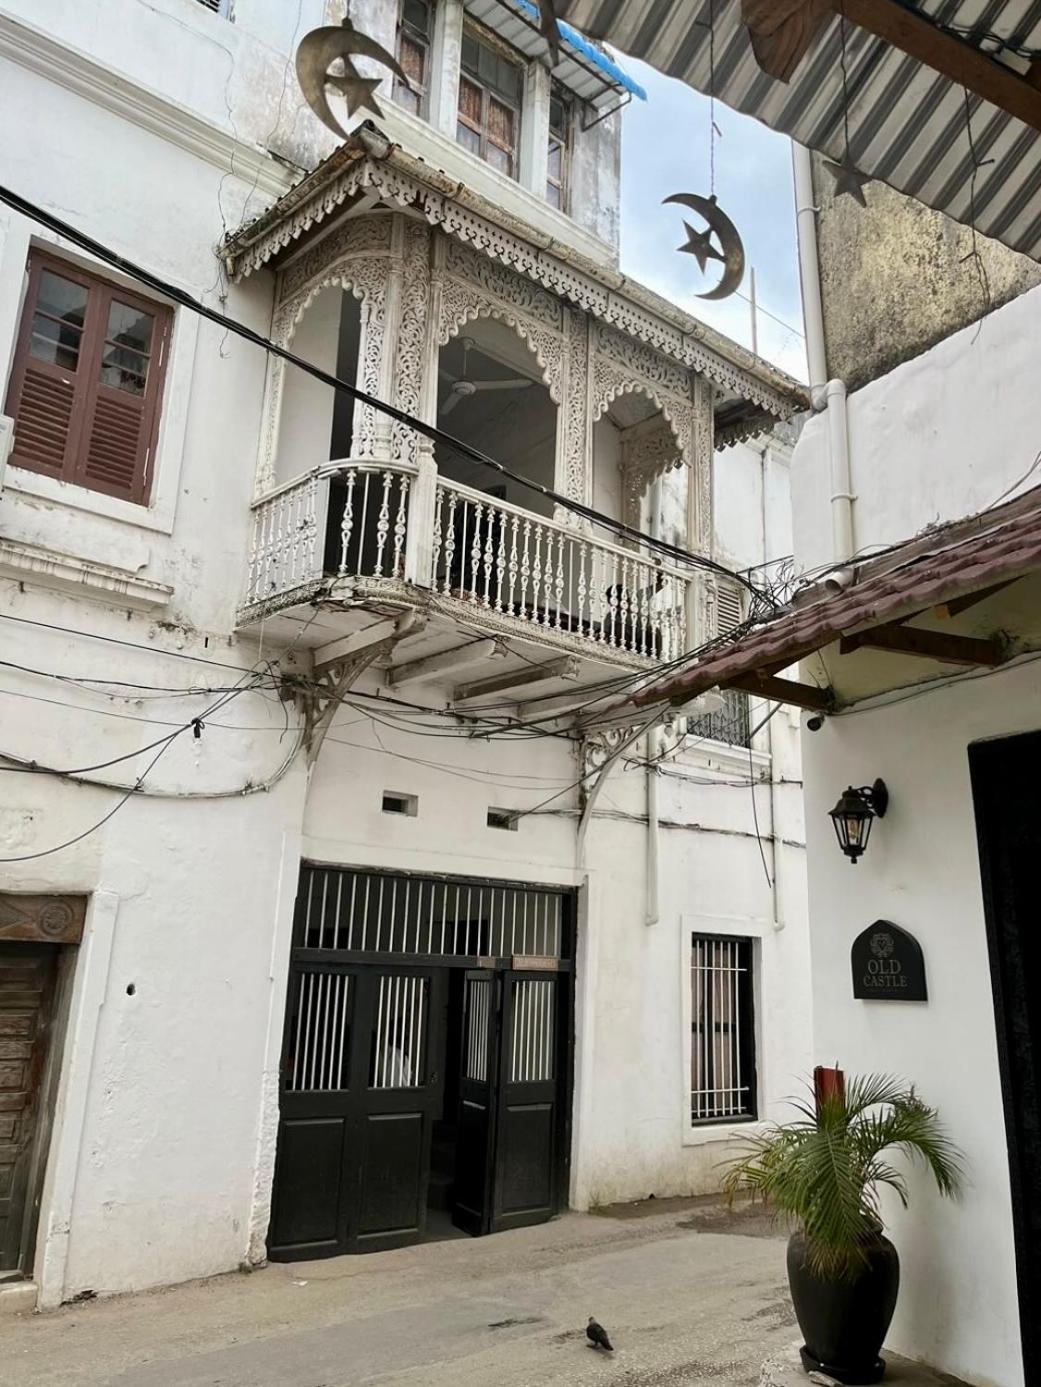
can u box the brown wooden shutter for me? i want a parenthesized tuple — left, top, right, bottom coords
(4, 251, 170, 505)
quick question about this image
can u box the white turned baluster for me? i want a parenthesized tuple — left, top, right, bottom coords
(520, 519, 532, 622)
(357, 471, 371, 579)
(507, 515, 520, 615)
(443, 490, 457, 593)
(392, 474, 409, 579)
(577, 540, 588, 636)
(470, 500, 484, 602)
(531, 524, 543, 623)
(637, 563, 649, 656)
(606, 555, 619, 648)
(431, 486, 445, 587)
(339, 469, 356, 576)
(482, 504, 495, 608)
(553, 531, 565, 629)
(374, 470, 392, 577)
(624, 558, 636, 651)
(494, 509, 507, 612)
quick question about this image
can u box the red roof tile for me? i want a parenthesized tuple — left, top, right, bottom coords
(636, 488, 1041, 708)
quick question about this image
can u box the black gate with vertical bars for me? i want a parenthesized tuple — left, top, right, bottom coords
(268, 865, 574, 1260)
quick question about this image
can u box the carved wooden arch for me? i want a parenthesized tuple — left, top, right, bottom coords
(437, 284, 565, 405)
(258, 256, 391, 492)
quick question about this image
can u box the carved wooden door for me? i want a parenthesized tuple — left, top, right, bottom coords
(0, 945, 58, 1274)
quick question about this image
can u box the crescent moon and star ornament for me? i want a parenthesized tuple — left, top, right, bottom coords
(662, 192, 746, 301)
(296, 16, 413, 140)
(822, 152, 871, 207)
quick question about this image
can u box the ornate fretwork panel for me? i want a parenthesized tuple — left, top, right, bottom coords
(279, 216, 393, 304)
(257, 252, 391, 492)
(392, 222, 431, 467)
(619, 419, 683, 531)
(444, 242, 563, 331)
(437, 276, 565, 405)
(225, 156, 797, 423)
(561, 307, 591, 512)
(591, 356, 694, 465)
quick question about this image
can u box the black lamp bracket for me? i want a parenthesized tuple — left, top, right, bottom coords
(857, 779, 889, 819)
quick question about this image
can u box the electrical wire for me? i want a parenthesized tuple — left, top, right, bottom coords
(0, 182, 779, 611)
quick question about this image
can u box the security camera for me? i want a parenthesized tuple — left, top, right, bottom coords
(806, 714, 825, 732)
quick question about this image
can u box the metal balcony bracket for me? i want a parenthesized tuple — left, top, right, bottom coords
(576, 708, 667, 866)
(302, 610, 425, 764)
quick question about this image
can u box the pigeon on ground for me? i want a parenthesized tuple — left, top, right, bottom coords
(586, 1316, 614, 1351)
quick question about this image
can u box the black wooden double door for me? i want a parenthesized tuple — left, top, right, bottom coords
(268, 961, 566, 1259)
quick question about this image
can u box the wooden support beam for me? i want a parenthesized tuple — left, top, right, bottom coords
(389, 638, 503, 688)
(742, 0, 831, 81)
(454, 655, 579, 705)
(744, 0, 1041, 134)
(933, 579, 1018, 619)
(832, 0, 1041, 134)
(313, 618, 401, 674)
(729, 671, 833, 712)
(840, 622, 1004, 666)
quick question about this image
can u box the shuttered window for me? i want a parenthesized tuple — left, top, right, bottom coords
(456, 26, 522, 178)
(4, 252, 171, 504)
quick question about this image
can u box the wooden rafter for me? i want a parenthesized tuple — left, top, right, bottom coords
(729, 670, 833, 711)
(744, 0, 1041, 135)
(839, 621, 1005, 666)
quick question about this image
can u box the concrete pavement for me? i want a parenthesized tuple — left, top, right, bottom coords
(1, 1197, 797, 1386)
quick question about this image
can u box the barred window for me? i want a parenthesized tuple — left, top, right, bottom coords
(691, 935, 756, 1123)
(687, 687, 751, 748)
(395, 0, 433, 116)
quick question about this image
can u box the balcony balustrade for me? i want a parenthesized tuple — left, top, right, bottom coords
(243, 461, 695, 665)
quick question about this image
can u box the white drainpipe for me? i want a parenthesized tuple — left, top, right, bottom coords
(792, 142, 855, 583)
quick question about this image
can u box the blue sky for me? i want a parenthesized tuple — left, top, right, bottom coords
(617, 58, 807, 382)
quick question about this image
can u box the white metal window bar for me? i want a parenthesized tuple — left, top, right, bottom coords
(370, 974, 427, 1089)
(299, 866, 566, 961)
(690, 935, 755, 1122)
(510, 978, 555, 1083)
(687, 688, 751, 748)
(287, 971, 352, 1092)
(465, 974, 493, 1082)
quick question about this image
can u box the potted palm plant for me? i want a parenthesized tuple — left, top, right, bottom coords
(722, 1071, 962, 1385)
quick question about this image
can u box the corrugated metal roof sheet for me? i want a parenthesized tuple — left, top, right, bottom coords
(562, 0, 1041, 261)
(464, 0, 646, 106)
(633, 483, 1041, 707)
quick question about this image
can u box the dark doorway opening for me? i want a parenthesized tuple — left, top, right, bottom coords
(426, 967, 467, 1243)
(267, 866, 575, 1262)
(969, 731, 1041, 1384)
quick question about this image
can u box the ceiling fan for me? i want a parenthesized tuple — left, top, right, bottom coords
(438, 337, 534, 417)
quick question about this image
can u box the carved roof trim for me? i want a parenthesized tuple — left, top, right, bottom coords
(222, 130, 808, 421)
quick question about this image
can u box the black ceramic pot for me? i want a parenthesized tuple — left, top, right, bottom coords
(786, 1231, 900, 1385)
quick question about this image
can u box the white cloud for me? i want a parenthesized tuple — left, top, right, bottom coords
(618, 58, 808, 382)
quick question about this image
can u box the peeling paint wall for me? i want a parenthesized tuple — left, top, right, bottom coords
(0, 0, 808, 1301)
(813, 153, 1041, 392)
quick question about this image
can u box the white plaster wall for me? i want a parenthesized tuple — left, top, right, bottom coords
(792, 281, 1041, 577)
(800, 662, 1039, 1387)
(0, 0, 809, 1300)
(787, 264, 1041, 1386)
(277, 284, 341, 480)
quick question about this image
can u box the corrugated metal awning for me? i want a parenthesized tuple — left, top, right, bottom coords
(561, 0, 1041, 262)
(465, 0, 646, 107)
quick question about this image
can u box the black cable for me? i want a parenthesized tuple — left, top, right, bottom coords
(0, 183, 777, 609)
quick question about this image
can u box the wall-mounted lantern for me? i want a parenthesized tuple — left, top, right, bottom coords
(829, 779, 889, 864)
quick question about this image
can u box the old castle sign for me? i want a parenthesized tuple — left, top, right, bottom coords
(851, 920, 927, 1002)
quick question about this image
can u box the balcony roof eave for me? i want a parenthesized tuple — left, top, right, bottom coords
(221, 126, 807, 426)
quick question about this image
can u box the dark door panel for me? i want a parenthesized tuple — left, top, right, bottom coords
(0, 944, 58, 1275)
(970, 732, 1041, 1382)
(356, 1111, 428, 1242)
(499, 1100, 555, 1220)
(267, 1117, 346, 1255)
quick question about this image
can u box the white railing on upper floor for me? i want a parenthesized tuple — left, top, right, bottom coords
(243, 463, 694, 664)
(431, 478, 690, 662)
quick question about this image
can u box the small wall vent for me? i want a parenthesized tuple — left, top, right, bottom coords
(487, 808, 518, 831)
(382, 792, 418, 817)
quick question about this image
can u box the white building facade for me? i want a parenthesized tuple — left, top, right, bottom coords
(0, 0, 810, 1308)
